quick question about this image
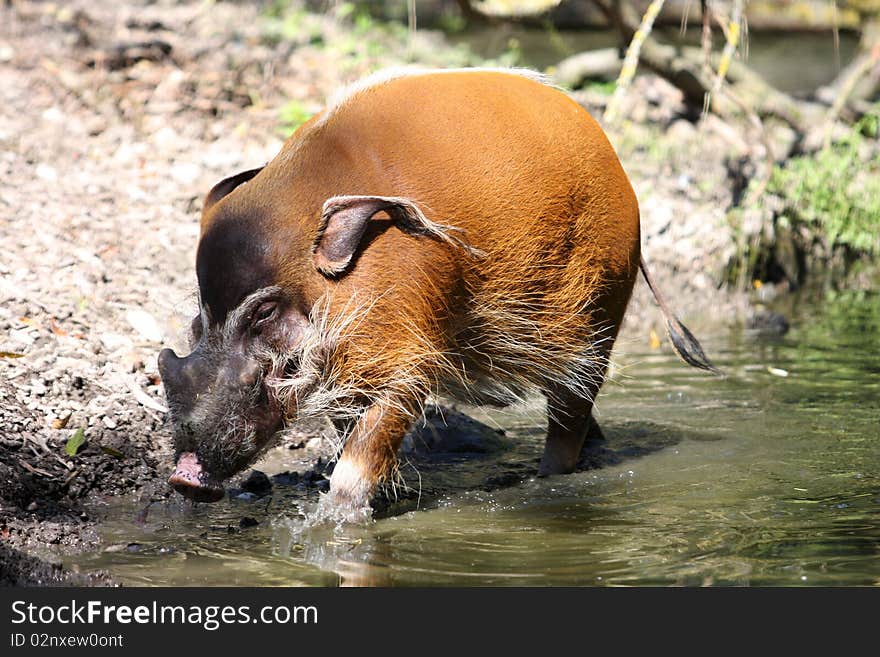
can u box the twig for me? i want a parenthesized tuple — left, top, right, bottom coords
(18, 459, 54, 478)
(700, 0, 712, 75)
(63, 469, 80, 487)
(822, 45, 880, 148)
(604, 0, 667, 124)
(712, 0, 745, 95)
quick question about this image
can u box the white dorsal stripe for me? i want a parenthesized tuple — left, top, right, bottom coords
(318, 66, 553, 128)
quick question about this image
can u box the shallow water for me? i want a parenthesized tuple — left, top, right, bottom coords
(70, 291, 880, 586)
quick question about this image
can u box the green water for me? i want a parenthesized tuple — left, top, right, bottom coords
(70, 291, 880, 586)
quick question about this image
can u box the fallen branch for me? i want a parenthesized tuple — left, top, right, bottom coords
(554, 48, 621, 87)
(821, 43, 880, 148)
(590, 0, 818, 133)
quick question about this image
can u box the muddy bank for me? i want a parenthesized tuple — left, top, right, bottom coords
(0, 0, 807, 585)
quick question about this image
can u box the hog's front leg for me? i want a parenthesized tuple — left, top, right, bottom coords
(326, 401, 414, 517)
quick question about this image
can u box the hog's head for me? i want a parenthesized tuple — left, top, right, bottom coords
(158, 167, 315, 502)
(158, 166, 464, 502)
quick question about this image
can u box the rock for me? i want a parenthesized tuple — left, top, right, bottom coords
(667, 118, 697, 142)
(240, 470, 272, 497)
(300, 469, 329, 488)
(239, 516, 259, 529)
(747, 309, 791, 336)
(404, 404, 509, 456)
(271, 471, 299, 486)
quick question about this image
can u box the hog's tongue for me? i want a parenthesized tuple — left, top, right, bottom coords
(169, 452, 225, 503)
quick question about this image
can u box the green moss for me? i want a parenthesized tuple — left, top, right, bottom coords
(584, 80, 617, 95)
(766, 108, 880, 256)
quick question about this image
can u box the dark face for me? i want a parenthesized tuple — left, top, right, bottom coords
(158, 211, 310, 502)
(158, 168, 440, 502)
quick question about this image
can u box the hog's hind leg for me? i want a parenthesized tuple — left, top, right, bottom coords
(538, 382, 605, 476)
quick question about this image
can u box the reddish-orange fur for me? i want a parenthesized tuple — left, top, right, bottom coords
(202, 70, 641, 511)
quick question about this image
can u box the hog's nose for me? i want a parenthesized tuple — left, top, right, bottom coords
(169, 452, 225, 503)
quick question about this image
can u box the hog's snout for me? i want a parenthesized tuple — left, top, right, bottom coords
(159, 342, 281, 502)
(168, 452, 225, 503)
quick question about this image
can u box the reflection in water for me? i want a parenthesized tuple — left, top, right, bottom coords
(71, 291, 880, 586)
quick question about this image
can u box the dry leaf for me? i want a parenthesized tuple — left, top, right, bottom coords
(51, 413, 72, 430)
(50, 319, 68, 336)
(100, 446, 125, 459)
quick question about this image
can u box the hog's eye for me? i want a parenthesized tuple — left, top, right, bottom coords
(251, 302, 278, 330)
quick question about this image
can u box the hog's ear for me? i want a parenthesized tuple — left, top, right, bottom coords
(312, 195, 480, 276)
(203, 167, 264, 214)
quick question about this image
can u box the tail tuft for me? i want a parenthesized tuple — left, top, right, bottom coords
(665, 315, 720, 374)
(640, 255, 721, 376)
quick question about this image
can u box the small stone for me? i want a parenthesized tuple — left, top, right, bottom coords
(239, 516, 259, 529)
(271, 471, 299, 486)
(667, 118, 696, 142)
(35, 163, 58, 182)
(305, 436, 323, 450)
(240, 470, 272, 497)
(747, 310, 790, 336)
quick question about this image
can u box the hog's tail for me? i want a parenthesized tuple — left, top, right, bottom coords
(639, 255, 720, 374)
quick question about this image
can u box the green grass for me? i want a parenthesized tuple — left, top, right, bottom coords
(766, 108, 880, 256)
(584, 80, 617, 95)
(277, 100, 314, 138)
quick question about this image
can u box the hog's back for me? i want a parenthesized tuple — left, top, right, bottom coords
(268, 71, 641, 390)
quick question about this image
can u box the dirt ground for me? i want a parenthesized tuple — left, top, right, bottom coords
(1, 0, 753, 585)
